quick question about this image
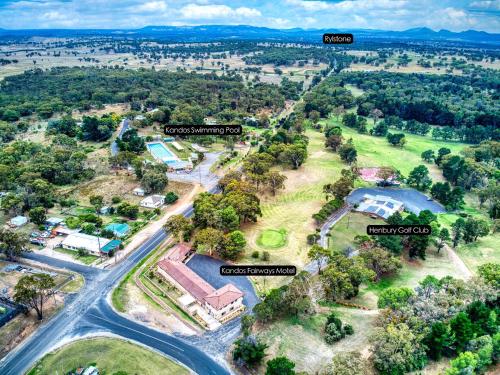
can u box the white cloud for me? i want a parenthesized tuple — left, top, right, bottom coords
(135, 1, 168, 13)
(180, 4, 261, 19)
(470, 1, 500, 10)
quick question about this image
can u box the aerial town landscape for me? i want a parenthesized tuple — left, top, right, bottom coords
(0, 1, 498, 375)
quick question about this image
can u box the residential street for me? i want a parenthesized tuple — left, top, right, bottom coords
(0, 187, 233, 375)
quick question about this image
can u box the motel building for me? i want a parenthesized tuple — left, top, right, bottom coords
(156, 243, 244, 329)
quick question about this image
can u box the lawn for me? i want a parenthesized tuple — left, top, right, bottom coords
(59, 273, 84, 293)
(325, 119, 468, 181)
(54, 248, 99, 265)
(328, 212, 384, 253)
(256, 228, 288, 249)
(26, 337, 189, 375)
(455, 234, 500, 274)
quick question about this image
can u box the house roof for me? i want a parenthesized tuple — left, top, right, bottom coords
(166, 243, 191, 262)
(10, 216, 28, 226)
(101, 239, 122, 254)
(141, 194, 164, 205)
(157, 260, 215, 302)
(62, 233, 111, 253)
(204, 284, 243, 310)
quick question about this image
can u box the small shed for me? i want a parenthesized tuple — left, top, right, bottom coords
(133, 187, 145, 196)
(100, 240, 122, 255)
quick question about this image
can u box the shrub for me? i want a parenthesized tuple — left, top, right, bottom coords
(343, 324, 354, 335)
(251, 251, 260, 259)
(261, 251, 270, 261)
(165, 192, 179, 204)
(325, 323, 343, 344)
(111, 196, 122, 204)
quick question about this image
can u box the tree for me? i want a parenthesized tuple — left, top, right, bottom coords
(116, 202, 139, 219)
(141, 169, 168, 194)
(450, 312, 474, 352)
(0, 229, 27, 260)
(29, 207, 46, 225)
(219, 230, 246, 260)
(445, 351, 479, 375)
(436, 147, 451, 166)
(377, 287, 414, 309)
(309, 110, 320, 124)
(194, 227, 224, 256)
(477, 263, 500, 288)
(325, 323, 344, 344)
(370, 108, 384, 125)
(376, 166, 397, 186)
(425, 322, 452, 360)
(89, 195, 104, 211)
(264, 171, 287, 196)
(342, 113, 357, 128)
(164, 192, 179, 204)
(452, 218, 466, 248)
(265, 356, 296, 375)
(308, 244, 330, 274)
(322, 352, 368, 375)
(467, 335, 493, 371)
(407, 165, 432, 191)
(279, 144, 307, 169)
(387, 132, 406, 147)
(360, 248, 402, 280)
(421, 149, 435, 163)
(370, 323, 427, 374)
(241, 314, 255, 336)
(325, 134, 344, 151)
(338, 139, 357, 164)
(435, 228, 450, 254)
(232, 336, 268, 368)
(372, 121, 389, 136)
(164, 215, 191, 242)
(13, 273, 55, 320)
(463, 217, 489, 243)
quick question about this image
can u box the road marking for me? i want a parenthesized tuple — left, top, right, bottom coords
(86, 313, 184, 352)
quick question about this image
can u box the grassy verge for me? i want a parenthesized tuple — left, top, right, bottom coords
(328, 212, 384, 253)
(54, 248, 99, 265)
(26, 337, 189, 375)
(59, 273, 84, 293)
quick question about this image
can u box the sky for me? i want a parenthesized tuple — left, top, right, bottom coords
(0, 0, 499, 32)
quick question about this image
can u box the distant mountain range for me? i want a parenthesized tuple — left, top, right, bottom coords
(0, 25, 498, 45)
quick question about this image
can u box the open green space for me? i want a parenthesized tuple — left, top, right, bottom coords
(59, 273, 84, 293)
(323, 119, 468, 180)
(455, 234, 500, 273)
(26, 337, 189, 375)
(328, 212, 384, 253)
(54, 248, 99, 265)
(256, 228, 288, 249)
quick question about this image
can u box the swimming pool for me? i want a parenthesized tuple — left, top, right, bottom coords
(147, 142, 178, 163)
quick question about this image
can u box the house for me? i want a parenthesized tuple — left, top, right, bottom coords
(157, 260, 244, 323)
(61, 233, 111, 255)
(354, 194, 404, 220)
(165, 242, 194, 262)
(100, 239, 122, 255)
(203, 117, 217, 125)
(45, 217, 63, 228)
(140, 194, 165, 209)
(190, 152, 199, 161)
(9, 216, 28, 227)
(133, 187, 145, 196)
(82, 366, 99, 375)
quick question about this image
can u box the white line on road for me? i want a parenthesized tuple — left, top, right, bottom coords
(86, 313, 185, 352)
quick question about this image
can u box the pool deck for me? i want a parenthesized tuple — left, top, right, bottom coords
(146, 141, 180, 164)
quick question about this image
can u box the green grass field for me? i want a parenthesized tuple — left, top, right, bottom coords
(328, 212, 384, 253)
(455, 234, 500, 273)
(325, 119, 468, 181)
(256, 228, 288, 249)
(27, 337, 189, 375)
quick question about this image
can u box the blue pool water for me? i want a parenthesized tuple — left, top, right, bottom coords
(147, 142, 177, 163)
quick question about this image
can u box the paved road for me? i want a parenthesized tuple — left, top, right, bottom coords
(167, 151, 222, 188)
(110, 118, 130, 156)
(0, 186, 233, 375)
